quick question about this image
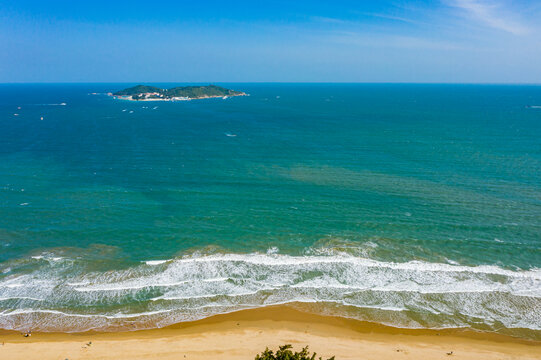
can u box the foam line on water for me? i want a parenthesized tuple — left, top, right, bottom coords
(166, 254, 541, 279)
(73, 277, 231, 292)
(73, 280, 191, 292)
(0, 308, 176, 319)
(0, 296, 43, 301)
(144, 260, 170, 266)
(0, 251, 540, 334)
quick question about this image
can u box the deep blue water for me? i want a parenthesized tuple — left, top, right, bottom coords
(0, 84, 540, 337)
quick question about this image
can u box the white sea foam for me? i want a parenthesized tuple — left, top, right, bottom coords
(30, 255, 64, 262)
(0, 308, 175, 319)
(73, 280, 191, 292)
(144, 260, 169, 266)
(0, 251, 540, 334)
(0, 296, 42, 301)
(4, 284, 24, 288)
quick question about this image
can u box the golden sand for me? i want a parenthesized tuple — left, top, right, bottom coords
(1, 305, 539, 360)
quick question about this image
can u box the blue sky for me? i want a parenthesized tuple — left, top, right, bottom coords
(1, 0, 540, 83)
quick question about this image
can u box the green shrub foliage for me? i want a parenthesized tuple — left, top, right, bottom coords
(255, 344, 335, 360)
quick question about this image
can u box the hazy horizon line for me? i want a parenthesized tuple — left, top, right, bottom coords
(1, 81, 541, 86)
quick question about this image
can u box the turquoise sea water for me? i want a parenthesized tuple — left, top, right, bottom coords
(0, 84, 540, 338)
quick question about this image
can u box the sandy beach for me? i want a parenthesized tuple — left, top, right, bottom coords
(1, 305, 539, 360)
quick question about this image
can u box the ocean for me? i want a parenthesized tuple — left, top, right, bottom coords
(0, 83, 540, 339)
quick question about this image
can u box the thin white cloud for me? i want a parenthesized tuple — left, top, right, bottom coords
(448, 0, 529, 35)
(310, 16, 347, 24)
(326, 31, 466, 51)
(358, 12, 422, 26)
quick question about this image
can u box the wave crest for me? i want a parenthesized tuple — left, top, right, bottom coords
(0, 250, 540, 336)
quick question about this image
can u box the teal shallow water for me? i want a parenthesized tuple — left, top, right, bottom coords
(0, 84, 540, 338)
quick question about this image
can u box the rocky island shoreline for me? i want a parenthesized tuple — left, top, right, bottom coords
(112, 84, 247, 101)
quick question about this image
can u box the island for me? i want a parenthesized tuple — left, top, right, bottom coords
(112, 85, 247, 101)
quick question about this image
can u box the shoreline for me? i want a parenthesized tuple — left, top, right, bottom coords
(1, 305, 539, 360)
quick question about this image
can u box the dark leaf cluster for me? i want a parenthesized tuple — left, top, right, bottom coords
(255, 345, 335, 360)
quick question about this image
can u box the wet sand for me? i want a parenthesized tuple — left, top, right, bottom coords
(1, 305, 539, 360)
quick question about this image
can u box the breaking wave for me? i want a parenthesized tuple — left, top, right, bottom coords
(0, 250, 540, 338)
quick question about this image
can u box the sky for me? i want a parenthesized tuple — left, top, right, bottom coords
(1, 0, 540, 83)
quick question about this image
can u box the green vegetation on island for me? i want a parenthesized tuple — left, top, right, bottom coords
(113, 84, 246, 100)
